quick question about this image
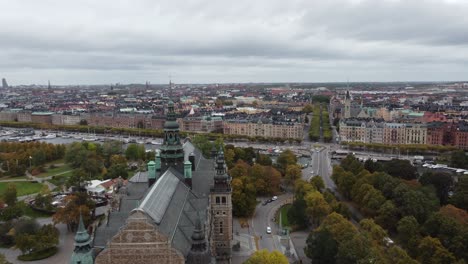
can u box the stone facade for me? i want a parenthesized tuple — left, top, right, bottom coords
(223, 120, 303, 139)
(95, 210, 185, 264)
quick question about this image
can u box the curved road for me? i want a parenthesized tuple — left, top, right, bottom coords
(250, 194, 292, 252)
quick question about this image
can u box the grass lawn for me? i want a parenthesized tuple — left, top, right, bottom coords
(276, 204, 292, 228)
(17, 201, 53, 218)
(18, 247, 58, 261)
(0, 181, 45, 196)
(48, 171, 73, 187)
(36, 164, 72, 178)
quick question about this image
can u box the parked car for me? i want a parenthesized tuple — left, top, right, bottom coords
(272, 196, 278, 201)
(266, 226, 272, 234)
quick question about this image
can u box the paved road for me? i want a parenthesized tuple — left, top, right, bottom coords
(250, 194, 292, 252)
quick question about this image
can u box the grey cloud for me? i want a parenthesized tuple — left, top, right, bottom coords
(0, 0, 468, 84)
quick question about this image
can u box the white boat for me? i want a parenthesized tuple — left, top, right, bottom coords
(44, 134, 57, 139)
(151, 140, 162, 145)
(83, 136, 98, 142)
(32, 135, 42, 140)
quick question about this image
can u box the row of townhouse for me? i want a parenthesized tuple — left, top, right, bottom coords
(1, 110, 305, 140)
(340, 119, 428, 144)
(223, 119, 304, 140)
(340, 118, 468, 149)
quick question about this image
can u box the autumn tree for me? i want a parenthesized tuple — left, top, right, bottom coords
(244, 250, 288, 264)
(305, 190, 332, 227)
(53, 193, 94, 231)
(231, 177, 256, 217)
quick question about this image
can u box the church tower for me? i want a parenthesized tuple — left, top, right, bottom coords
(344, 90, 351, 119)
(159, 101, 185, 175)
(70, 214, 94, 264)
(210, 149, 232, 262)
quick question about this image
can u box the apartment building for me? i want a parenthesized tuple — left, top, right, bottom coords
(223, 119, 303, 139)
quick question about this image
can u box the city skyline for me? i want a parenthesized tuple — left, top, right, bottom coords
(1, 0, 468, 84)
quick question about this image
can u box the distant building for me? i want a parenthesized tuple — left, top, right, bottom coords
(178, 116, 223, 133)
(1, 78, 7, 89)
(223, 119, 304, 140)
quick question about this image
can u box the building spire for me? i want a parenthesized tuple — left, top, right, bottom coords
(186, 212, 211, 263)
(70, 212, 94, 264)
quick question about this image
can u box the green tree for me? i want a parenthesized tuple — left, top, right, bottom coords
(244, 249, 288, 264)
(387, 246, 419, 264)
(192, 135, 212, 157)
(231, 177, 256, 217)
(359, 218, 387, 243)
(420, 171, 454, 204)
(288, 196, 308, 229)
(305, 190, 332, 227)
(277, 149, 297, 173)
(375, 200, 399, 231)
(105, 164, 129, 180)
(256, 154, 272, 166)
(305, 229, 338, 264)
(383, 159, 418, 180)
(285, 164, 302, 185)
(451, 175, 468, 210)
(3, 183, 17, 206)
(400, 188, 438, 223)
(397, 216, 420, 252)
(15, 233, 36, 254)
(336, 233, 374, 264)
(310, 176, 325, 190)
(417, 236, 456, 264)
(125, 144, 145, 161)
(340, 155, 364, 175)
(451, 150, 468, 169)
(224, 148, 236, 168)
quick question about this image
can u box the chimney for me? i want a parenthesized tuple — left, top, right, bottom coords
(189, 152, 196, 171)
(184, 160, 192, 188)
(147, 161, 156, 187)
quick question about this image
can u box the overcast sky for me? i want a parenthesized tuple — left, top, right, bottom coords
(1, 0, 468, 85)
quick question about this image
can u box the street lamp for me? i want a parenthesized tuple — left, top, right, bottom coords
(29, 156, 32, 171)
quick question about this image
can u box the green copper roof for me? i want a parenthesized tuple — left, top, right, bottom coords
(70, 214, 94, 264)
(75, 214, 90, 244)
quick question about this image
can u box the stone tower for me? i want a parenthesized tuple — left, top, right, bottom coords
(344, 90, 351, 119)
(70, 214, 94, 264)
(210, 149, 232, 262)
(186, 214, 211, 264)
(159, 101, 184, 175)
